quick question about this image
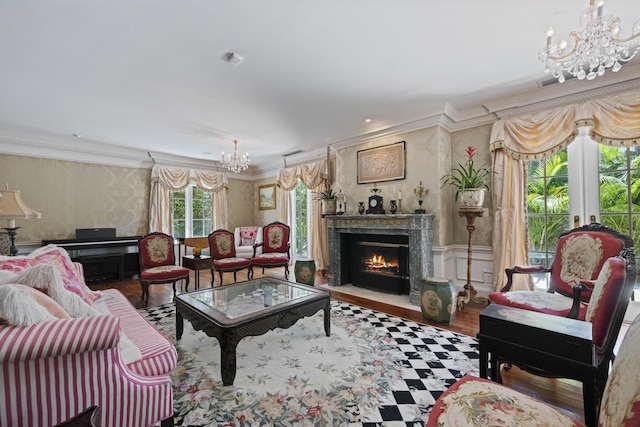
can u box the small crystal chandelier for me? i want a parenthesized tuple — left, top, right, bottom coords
(220, 139, 250, 173)
(539, 0, 640, 83)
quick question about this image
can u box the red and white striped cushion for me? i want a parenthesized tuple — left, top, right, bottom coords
(100, 288, 177, 376)
(0, 314, 173, 427)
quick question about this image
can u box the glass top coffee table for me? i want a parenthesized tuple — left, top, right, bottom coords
(175, 277, 331, 386)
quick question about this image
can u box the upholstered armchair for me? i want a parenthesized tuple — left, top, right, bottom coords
(138, 232, 190, 305)
(234, 226, 263, 259)
(489, 223, 632, 319)
(249, 221, 290, 280)
(427, 308, 640, 427)
(208, 229, 251, 286)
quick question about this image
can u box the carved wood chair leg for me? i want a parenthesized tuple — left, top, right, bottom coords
(233, 271, 238, 282)
(218, 271, 223, 286)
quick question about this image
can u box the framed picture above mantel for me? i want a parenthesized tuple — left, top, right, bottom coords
(357, 141, 406, 184)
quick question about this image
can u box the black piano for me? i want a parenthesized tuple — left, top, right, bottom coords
(43, 228, 140, 282)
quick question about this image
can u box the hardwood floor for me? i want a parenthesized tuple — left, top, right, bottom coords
(88, 268, 585, 424)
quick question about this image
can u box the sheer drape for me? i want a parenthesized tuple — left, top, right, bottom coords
(490, 91, 640, 291)
(149, 165, 228, 235)
(276, 160, 329, 270)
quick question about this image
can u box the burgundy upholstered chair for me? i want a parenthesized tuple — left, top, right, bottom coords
(208, 229, 251, 286)
(249, 221, 291, 280)
(427, 302, 640, 427)
(489, 223, 632, 319)
(138, 232, 190, 306)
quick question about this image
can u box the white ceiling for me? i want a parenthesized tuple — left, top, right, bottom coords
(1, 0, 640, 175)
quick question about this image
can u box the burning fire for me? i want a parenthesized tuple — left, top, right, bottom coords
(367, 254, 394, 269)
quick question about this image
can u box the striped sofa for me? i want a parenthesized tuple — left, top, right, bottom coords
(0, 247, 176, 427)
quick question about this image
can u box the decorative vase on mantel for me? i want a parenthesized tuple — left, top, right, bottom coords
(459, 188, 485, 208)
(322, 199, 337, 216)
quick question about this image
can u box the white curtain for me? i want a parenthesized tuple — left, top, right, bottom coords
(277, 160, 329, 270)
(490, 91, 640, 291)
(149, 165, 228, 235)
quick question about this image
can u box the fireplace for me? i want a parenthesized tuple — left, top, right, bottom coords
(349, 235, 410, 294)
(327, 214, 434, 306)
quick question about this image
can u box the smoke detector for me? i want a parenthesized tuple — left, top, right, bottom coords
(224, 52, 244, 66)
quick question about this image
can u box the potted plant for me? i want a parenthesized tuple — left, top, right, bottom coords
(440, 146, 491, 207)
(312, 187, 338, 215)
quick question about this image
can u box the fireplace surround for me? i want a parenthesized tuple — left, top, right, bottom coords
(327, 214, 434, 305)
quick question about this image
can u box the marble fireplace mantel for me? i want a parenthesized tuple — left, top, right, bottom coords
(326, 214, 434, 306)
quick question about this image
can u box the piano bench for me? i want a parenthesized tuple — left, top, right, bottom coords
(77, 253, 124, 282)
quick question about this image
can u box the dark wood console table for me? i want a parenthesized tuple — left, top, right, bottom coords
(478, 304, 597, 426)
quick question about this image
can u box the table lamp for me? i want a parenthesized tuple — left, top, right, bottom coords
(0, 188, 42, 256)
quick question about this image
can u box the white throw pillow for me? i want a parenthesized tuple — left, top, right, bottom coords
(0, 264, 99, 317)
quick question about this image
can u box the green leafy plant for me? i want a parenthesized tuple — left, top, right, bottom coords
(311, 187, 337, 201)
(440, 146, 492, 201)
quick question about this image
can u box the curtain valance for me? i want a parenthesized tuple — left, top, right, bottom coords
(150, 165, 228, 192)
(490, 91, 640, 160)
(489, 89, 640, 292)
(149, 165, 228, 234)
(276, 160, 328, 191)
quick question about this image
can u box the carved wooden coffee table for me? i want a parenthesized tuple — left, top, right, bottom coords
(175, 278, 331, 386)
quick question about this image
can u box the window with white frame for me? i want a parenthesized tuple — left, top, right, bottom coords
(170, 185, 213, 238)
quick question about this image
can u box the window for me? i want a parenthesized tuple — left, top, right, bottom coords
(171, 185, 213, 238)
(290, 180, 312, 259)
(526, 127, 640, 292)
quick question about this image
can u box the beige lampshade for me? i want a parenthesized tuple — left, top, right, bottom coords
(0, 190, 41, 228)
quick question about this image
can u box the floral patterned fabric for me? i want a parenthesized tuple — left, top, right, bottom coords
(427, 375, 583, 427)
(264, 224, 289, 253)
(0, 244, 96, 305)
(238, 226, 259, 247)
(599, 313, 640, 427)
(144, 236, 172, 265)
(211, 232, 234, 258)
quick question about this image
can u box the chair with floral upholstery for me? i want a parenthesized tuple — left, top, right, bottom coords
(249, 221, 291, 280)
(427, 308, 640, 427)
(489, 222, 632, 319)
(208, 229, 251, 286)
(138, 232, 190, 306)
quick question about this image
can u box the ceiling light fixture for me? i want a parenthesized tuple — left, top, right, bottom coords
(539, 0, 640, 83)
(220, 139, 250, 173)
(224, 52, 244, 66)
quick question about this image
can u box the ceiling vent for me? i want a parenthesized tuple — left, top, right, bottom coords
(282, 150, 303, 157)
(539, 73, 577, 88)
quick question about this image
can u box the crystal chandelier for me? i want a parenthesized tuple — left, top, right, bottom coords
(539, 0, 640, 83)
(220, 139, 250, 173)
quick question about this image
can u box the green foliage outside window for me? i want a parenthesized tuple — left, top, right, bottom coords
(527, 145, 640, 287)
(294, 181, 308, 257)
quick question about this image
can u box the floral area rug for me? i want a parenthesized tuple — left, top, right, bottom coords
(141, 301, 479, 427)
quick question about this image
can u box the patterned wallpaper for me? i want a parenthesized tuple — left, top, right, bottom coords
(0, 154, 150, 242)
(227, 177, 257, 230)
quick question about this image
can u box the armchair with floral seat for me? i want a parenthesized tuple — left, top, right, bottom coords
(426, 309, 640, 427)
(138, 232, 190, 306)
(489, 223, 633, 320)
(491, 252, 636, 425)
(249, 221, 291, 280)
(208, 229, 251, 286)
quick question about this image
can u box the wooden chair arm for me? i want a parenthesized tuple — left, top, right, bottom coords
(501, 265, 550, 292)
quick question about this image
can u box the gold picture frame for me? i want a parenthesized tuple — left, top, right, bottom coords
(357, 141, 406, 184)
(258, 184, 276, 210)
